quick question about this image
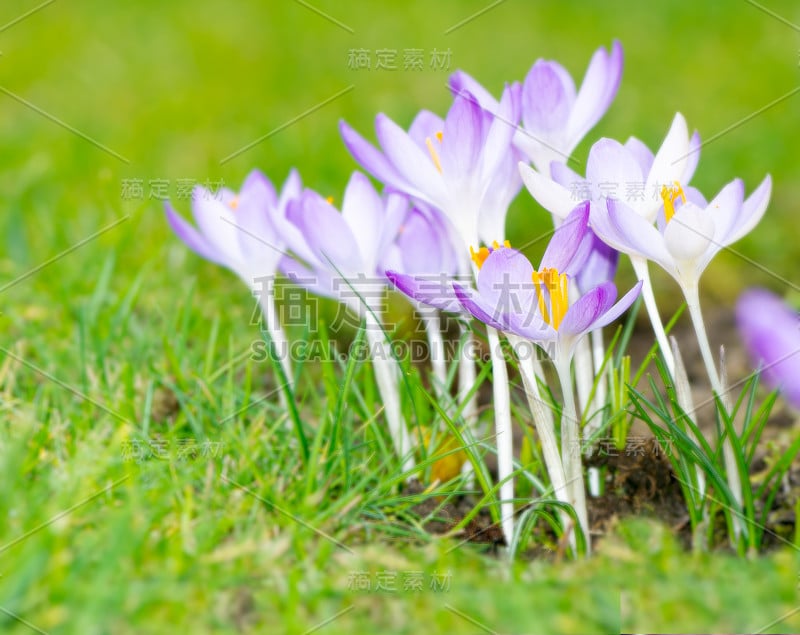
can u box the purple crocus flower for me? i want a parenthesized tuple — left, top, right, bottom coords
(453, 240, 641, 363)
(453, 202, 641, 361)
(520, 113, 700, 224)
(339, 85, 521, 253)
(280, 171, 407, 314)
(591, 176, 772, 296)
(737, 288, 800, 409)
(165, 169, 301, 286)
(452, 41, 624, 173)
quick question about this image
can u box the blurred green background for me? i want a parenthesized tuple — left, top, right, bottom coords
(0, 0, 798, 331)
(1, 2, 799, 632)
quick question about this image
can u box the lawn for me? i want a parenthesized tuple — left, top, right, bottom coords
(1, 1, 800, 633)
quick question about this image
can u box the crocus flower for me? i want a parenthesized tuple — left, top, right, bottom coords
(166, 169, 301, 287)
(280, 171, 407, 314)
(339, 84, 521, 253)
(453, 203, 642, 365)
(737, 288, 800, 409)
(281, 171, 414, 470)
(452, 41, 624, 173)
(591, 176, 772, 296)
(165, 169, 302, 393)
(520, 113, 700, 224)
(453, 201, 641, 552)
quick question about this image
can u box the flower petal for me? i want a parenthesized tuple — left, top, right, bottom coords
(387, 270, 463, 313)
(644, 113, 691, 219)
(521, 60, 576, 135)
(453, 282, 506, 330)
(591, 280, 643, 330)
(737, 287, 800, 408)
(286, 193, 364, 273)
(586, 138, 643, 203)
(624, 136, 654, 176)
(448, 70, 501, 112)
(408, 109, 446, 152)
(341, 171, 383, 269)
(165, 202, 228, 267)
(339, 120, 408, 194)
(593, 199, 673, 269)
(722, 174, 771, 245)
(567, 40, 624, 147)
(519, 162, 576, 219)
(664, 202, 715, 267)
(440, 93, 485, 183)
(559, 281, 617, 336)
(376, 113, 448, 205)
(540, 201, 590, 271)
(477, 248, 535, 315)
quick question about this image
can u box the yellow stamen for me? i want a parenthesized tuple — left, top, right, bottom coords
(229, 197, 239, 210)
(660, 181, 686, 223)
(469, 240, 511, 270)
(532, 268, 569, 330)
(470, 245, 491, 269)
(425, 132, 444, 173)
(325, 196, 335, 205)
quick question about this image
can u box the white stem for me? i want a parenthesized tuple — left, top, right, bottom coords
(630, 256, 675, 377)
(555, 355, 590, 554)
(420, 309, 448, 395)
(670, 337, 707, 499)
(487, 327, 515, 546)
(458, 322, 479, 430)
(365, 311, 415, 473)
(590, 329, 607, 412)
(683, 284, 743, 539)
(573, 336, 594, 419)
(259, 291, 292, 408)
(509, 336, 573, 547)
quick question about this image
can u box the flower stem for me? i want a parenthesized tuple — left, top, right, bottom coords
(458, 321, 479, 430)
(365, 310, 415, 473)
(555, 354, 590, 554)
(630, 256, 675, 377)
(509, 335, 573, 547)
(683, 284, 743, 539)
(259, 290, 292, 408)
(487, 327, 515, 546)
(420, 308, 448, 395)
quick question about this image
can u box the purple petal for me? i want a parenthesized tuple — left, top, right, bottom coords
(339, 120, 407, 193)
(286, 193, 364, 273)
(737, 287, 800, 408)
(574, 230, 619, 292)
(440, 93, 485, 182)
(387, 270, 463, 313)
(375, 113, 447, 205)
(591, 280, 643, 330)
(540, 201, 590, 271)
(477, 248, 536, 316)
(165, 202, 228, 267)
(408, 110, 446, 152)
(594, 199, 673, 268)
(453, 282, 507, 331)
(341, 171, 383, 268)
(586, 138, 644, 201)
(567, 40, 624, 146)
(449, 70, 501, 112)
(559, 281, 618, 336)
(521, 60, 575, 135)
(722, 174, 771, 245)
(624, 137, 654, 176)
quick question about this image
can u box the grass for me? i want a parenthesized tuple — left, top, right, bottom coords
(1, 0, 800, 632)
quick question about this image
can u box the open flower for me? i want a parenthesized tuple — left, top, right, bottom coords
(453, 202, 641, 361)
(165, 169, 301, 287)
(737, 287, 800, 409)
(591, 176, 772, 294)
(520, 113, 700, 224)
(340, 84, 521, 252)
(280, 171, 407, 314)
(452, 41, 624, 172)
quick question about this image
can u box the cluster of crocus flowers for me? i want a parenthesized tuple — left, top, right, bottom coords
(165, 38, 777, 555)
